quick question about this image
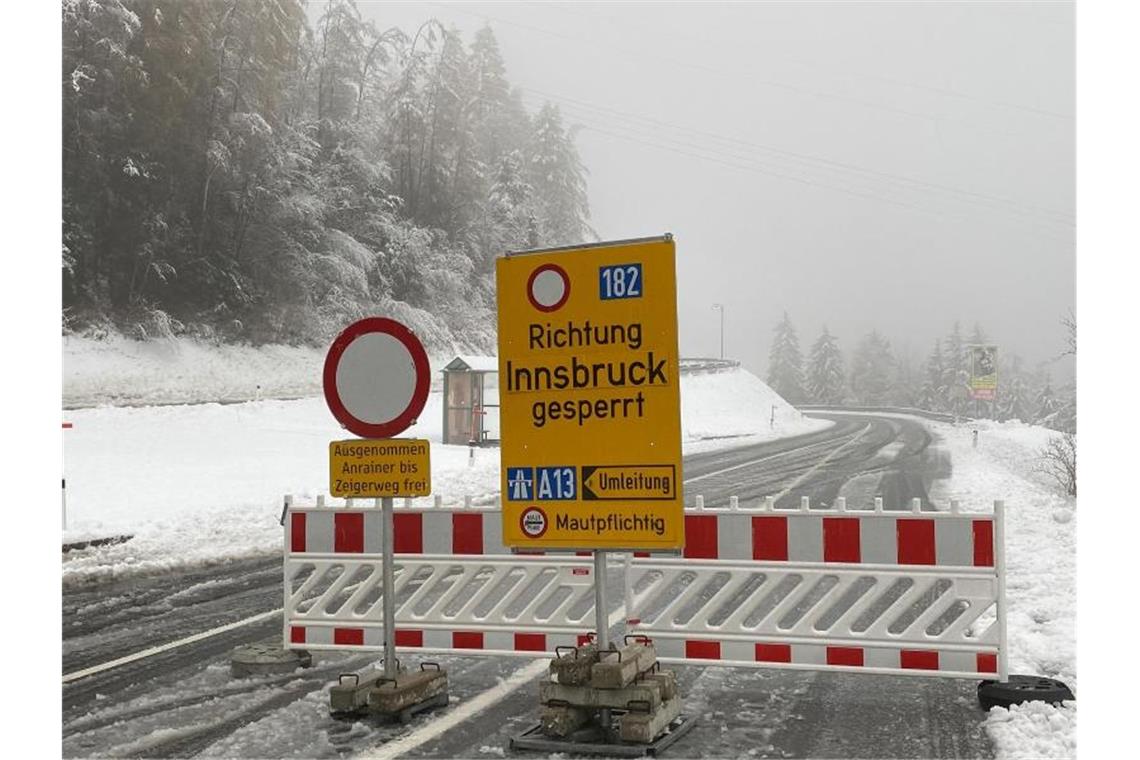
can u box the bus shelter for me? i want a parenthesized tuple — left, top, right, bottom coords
(442, 355, 500, 445)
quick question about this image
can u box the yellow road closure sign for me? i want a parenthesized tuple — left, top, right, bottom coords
(329, 438, 431, 498)
(496, 235, 683, 551)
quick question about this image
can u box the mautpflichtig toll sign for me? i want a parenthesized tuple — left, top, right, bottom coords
(496, 235, 683, 551)
(323, 317, 431, 498)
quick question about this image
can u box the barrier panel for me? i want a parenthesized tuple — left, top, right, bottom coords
(283, 499, 1007, 681)
(625, 502, 1007, 680)
(284, 504, 596, 656)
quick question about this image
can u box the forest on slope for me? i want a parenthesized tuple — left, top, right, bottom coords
(62, 0, 591, 349)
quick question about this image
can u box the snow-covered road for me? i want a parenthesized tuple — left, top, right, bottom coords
(60, 351, 1075, 759)
(62, 409, 1042, 760)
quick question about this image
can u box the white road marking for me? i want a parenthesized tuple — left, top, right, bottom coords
(769, 423, 871, 504)
(683, 430, 857, 485)
(62, 608, 280, 683)
(364, 605, 628, 760)
(63, 426, 870, 711)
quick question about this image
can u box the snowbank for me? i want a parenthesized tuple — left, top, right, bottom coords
(681, 366, 830, 450)
(62, 367, 826, 585)
(64, 335, 326, 408)
(927, 419, 1076, 759)
(63, 335, 467, 408)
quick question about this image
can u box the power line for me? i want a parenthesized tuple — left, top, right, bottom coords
(530, 0, 1074, 123)
(428, 0, 1063, 140)
(543, 111, 1072, 245)
(520, 86, 1074, 227)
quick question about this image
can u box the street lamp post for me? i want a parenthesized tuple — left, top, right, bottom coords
(712, 303, 725, 359)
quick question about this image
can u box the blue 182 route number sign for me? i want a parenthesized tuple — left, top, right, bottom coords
(599, 263, 643, 300)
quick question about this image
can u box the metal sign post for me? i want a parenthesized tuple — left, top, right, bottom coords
(594, 549, 611, 732)
(315, 316, 444, 719)
(381, 496, 397, 678)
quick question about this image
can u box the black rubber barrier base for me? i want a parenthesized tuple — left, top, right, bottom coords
(978, 675, 1075, 710)
(509, 714, 697, 757)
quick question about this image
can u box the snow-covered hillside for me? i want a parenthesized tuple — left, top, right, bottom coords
(62, 363, 828, 585)
(65, 335, 405, 407)
(681, 366, 825, 450)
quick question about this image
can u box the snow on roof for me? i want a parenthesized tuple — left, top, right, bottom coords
(443, 355, 499, 373)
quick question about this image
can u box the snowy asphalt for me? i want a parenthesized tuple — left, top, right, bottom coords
(62, 412, 992, 759)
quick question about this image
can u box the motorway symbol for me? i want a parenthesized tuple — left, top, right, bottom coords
(507, 467, 534, 500)
(581, 465, 676, 500)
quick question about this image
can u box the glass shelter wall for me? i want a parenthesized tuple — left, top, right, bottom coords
(442, 360, 500, 445)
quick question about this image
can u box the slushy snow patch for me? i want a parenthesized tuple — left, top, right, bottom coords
(986, 701, 1076, 759)
(927, 418, 1075, 759)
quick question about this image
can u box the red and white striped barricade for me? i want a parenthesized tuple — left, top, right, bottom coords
(625, 500, 1007, 680)
(284, 502, 596, 656)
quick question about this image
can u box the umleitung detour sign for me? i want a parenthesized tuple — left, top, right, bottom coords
(496, 235, 683, 551)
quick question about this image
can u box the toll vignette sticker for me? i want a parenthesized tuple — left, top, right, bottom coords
(495, 237, 683, 551)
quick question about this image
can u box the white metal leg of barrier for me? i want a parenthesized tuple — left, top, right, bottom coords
(995, 500, 1009, 683)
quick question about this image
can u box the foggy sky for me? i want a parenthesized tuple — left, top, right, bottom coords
(344, 1, 1074, 379)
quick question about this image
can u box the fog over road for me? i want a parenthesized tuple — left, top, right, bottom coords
(63, 412, 989, 759)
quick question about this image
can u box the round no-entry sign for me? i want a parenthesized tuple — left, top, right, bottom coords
(322, 317, 430, 439)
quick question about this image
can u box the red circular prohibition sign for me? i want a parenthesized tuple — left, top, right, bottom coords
(526, 263, 571, 312)
(322, 317, 431, 439)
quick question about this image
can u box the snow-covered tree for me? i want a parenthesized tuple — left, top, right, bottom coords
(849, 330, 895, 405)
(892, 344, 921, 407)
(528, 103, 592, 246)
(969, 322, 989, 347)
(993, 353, 1029, 422)
(806, 327, 845, 404)
(767, 312, 805, 403)
(1033, 373, 1059, 428)
(942, 322, 970, 417)
(62, 3, 591, 348)
(486, 149, 537, 253)
(919, 339, 947, 411)
(999, 374, 1033, 422)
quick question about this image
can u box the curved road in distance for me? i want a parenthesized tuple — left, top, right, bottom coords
(63, 411, 987, 759)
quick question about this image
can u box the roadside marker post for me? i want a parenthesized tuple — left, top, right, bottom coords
(62, 422, 73, 531)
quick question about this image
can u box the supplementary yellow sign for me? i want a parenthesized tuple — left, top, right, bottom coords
(329, 438, 431, 498)
(496, 235, 683, 551)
